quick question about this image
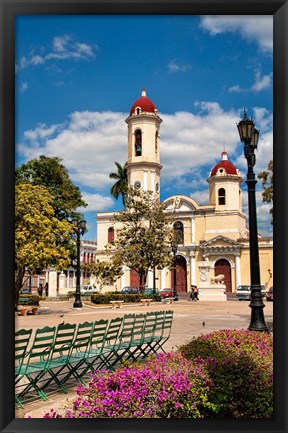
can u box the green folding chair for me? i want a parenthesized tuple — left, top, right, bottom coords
(137, 310, 173, 359)
(40, 323, 76, 395)
(152, 310, 174, 354)
(95, 317, 123, 371)
(134, 311, 158, 359)
(15, 328, 33, 408)
(16, 326, 56, 404)
(61, 321, 95, 386)
(119, 313, 147, 364)
(105, 313, 136, 368)
(79, 318, 109, 377)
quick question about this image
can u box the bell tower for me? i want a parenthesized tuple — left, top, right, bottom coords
(208, 151, 243, 212)
(125, 89, 162, 195)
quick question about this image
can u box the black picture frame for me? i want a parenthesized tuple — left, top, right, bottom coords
(1, 1, 287, 432)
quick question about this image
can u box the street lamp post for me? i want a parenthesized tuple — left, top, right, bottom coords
(171, 242, 178, 299)
(237, 109, 268, 332)
(72, 217, 86, 309)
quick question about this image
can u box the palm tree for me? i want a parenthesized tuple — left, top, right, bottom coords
(109, 161, 128, 208)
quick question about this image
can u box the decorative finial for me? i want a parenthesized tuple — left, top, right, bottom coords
(141, 88, 146, 97)
(243, 107, 247, 118)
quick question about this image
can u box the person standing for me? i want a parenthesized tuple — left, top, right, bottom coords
(194, 285, 199, 301)
(44, 282, 49, 297)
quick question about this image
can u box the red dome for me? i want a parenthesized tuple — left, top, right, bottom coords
(130, 89, 157, 115)
(210, 152, 238, 176)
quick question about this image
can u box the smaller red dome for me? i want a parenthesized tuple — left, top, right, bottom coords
(130, 89, 157, 115)
(210, 152, 238, 176)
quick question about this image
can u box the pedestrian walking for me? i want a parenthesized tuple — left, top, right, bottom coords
(45, 282, 49, 297)
(38, 283, 43, 297)
(194, 285, 199, 301)
(190, 285, 195, 301)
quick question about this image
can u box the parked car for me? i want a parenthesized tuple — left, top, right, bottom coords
(160, 288, 178, 301)
(144, 288, 159, 295)
(120, 286, 140, 294)
(20, 287, 31, 294)
(80, 285, 100, 294)
(266, 286, 273, 302)
(236, 285, 266, 301)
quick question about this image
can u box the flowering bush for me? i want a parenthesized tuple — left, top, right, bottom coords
(178, 329, 273, 418)
(43, 352, 213, 418)
(42, 329, 273, 419)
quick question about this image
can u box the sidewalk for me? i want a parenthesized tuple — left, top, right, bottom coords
(15, 298, 273, 418)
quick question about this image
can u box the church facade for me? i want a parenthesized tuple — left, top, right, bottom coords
(96, 90, 273, 296)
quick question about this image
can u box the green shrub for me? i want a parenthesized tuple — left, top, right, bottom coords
(18, 294, 40, 306)
(90, 293, 161, 304)
(178, 329, 273, 418)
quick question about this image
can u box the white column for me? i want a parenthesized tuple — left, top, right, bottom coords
(150, 170, 155, 193)
(235, 255, 241, 291)
(160, 268, 166, 291)
(58, 271, 67, 295)
(143, 170, 148, 191)
(190, 253, 196, 286)
(191, 216, 195, 244)
(48, 269, 58, 297)
(147, 270, 153, 287)
(121, 267, 126, 289)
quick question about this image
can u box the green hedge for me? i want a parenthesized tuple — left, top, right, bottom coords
(18, 294, 40, 306)
(90, 293, 161, 304)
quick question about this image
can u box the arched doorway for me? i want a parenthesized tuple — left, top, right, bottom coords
(171, 255, 187, 292)
(214, 259, 232, 293)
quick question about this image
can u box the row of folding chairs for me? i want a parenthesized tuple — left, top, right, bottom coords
(15, 310, 173, 407)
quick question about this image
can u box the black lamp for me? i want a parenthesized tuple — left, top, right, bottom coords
(171, 241, 178, 300)
(237, 109, 268, 332)
(72, 217, 86, 308)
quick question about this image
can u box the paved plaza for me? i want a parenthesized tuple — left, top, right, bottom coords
(15, 298, 273, 418)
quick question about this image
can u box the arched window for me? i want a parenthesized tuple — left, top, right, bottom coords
(155, 130, 158, 154)
(108, 227, 114, 243)
(173, 221, 184, 245)
(218, 188, 226, 205)
(135, 129, 142, 156)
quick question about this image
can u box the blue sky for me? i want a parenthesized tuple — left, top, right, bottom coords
(15, 15, 273, 240)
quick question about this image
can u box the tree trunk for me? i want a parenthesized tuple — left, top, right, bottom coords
(15, 265, 26, 311)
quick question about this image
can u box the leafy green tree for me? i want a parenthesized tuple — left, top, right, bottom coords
(111, 188, 174, 289)
(15, 184, 74, 309)
(16, 155, 88, 262)
(16, 155, 87, 220)
(258, 160, 273, 224)
(109, 161, 128, 208)
(82, 259, 123, 292)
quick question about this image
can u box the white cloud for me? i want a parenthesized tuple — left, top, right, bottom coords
(20, 82, 28, 92)
(160, 103, 241, 180)
(18, 103, 272, 230)
(16, 34, 96, 71)
(30, 55, 45, 65)
(53, 35, 69, 52)
(19, 112, 127, 191)
(167, 60, 191, 73)
(78, 192, 114, 213)
(252, 70, 273, 91)
(24, 123, 61, 141)
(200, 16, 273, 53)
(228, 69, 273, 93)
(241, 190, 273, 237)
